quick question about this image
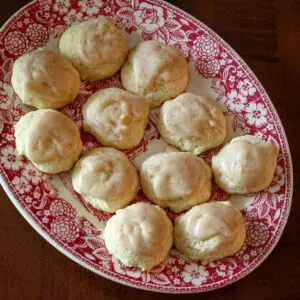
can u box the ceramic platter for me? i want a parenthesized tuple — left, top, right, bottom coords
(0, 0, 293, 294)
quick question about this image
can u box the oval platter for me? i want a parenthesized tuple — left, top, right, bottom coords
(0, 0, 293, 294)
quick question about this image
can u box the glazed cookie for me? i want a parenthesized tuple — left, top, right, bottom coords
(59, 17, 128, 80)
(174, 201, 246, 262)
(11, 49, 80, 109)
(121, 40, 188, 108)
(158, 92, 227, 155)
(212, 135, 278, 194)
(104, 202, 173, 271)
(140, 152, 212, 213)
(83, 88, 149, 149)
(14, 109, 82, 174)
(72, 148, 139, 213)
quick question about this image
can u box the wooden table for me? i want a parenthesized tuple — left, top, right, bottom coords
(0, 0, 299, 299)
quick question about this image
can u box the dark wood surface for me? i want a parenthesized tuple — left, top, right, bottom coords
(0, 0, 299, 299)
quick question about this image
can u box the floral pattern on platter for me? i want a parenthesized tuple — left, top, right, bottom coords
(0, 0, 292, 294)
(4, 31, 29, 56)
(181, 263, 209, 286)
(26, 23, 49, 48)
(115, 0, 188, 43)
(0, 145, 23, 171)
(51, 216, 81, 242)
(49, 199, 77, 218)
(245, 221, 269, 247)
(79, 0, 104, 15)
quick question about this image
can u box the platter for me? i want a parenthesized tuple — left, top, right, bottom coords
(0, 0, 293, 293)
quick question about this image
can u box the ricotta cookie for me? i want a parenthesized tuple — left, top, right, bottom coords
(72, 148, 138, 212)
(59, 17, 128, 80)
(212, 135, 278, 194)
(83, 88, 149, 149)
(121, 40, 188, 108)
(14, 109, 82, 174)
(140, 152, 212, 213)
(158, 92, 227, 155)
(11, 49, 80, 109)
(104, 202, 173, 271)
(174, 201, 246, 262)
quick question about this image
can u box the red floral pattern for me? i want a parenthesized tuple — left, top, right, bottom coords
(0, 0, 293, 294)
(51, 216, 80, 242)
(49, 199, 76, 218)
(26, 23, 49, 48)
(4, 31, 29, 56)
(246, 221, 269, 247)
(196, 58, 220, 78)
(192, 35, 219, 60)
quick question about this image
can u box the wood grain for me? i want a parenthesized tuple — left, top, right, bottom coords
(0, 1, 299, 299)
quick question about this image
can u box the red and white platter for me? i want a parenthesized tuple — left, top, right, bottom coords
(0, 0, 293, 294)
